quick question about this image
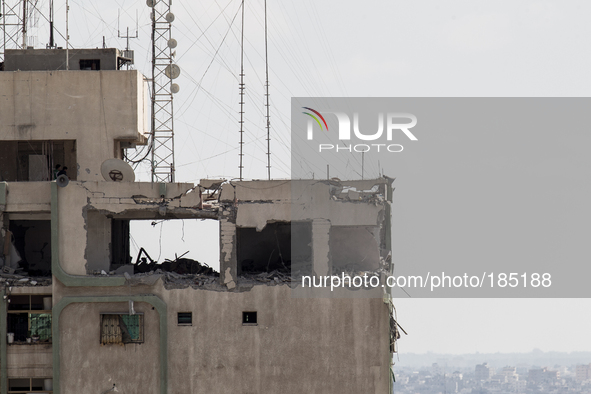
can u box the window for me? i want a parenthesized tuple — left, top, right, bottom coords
(242, 311, 257, 325)
(8, 220, 52, 276)
(0, 140, 76, 182)
(100, 313, 144, 344)
(177, 312, 192, 326)
(236, 222, 312, 274)
(7, 295, 52, 344)
(8, 377, 52, 393)
(79, 59, 100, 70)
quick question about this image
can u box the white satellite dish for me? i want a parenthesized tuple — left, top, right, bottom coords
(165, 64, 181, 79)
(146, 0, 155, 7)
(166, 12, 175, 23)
(101, 159, 136, 182)
(171, 83, 180, 93)
(168, 38, 177, 48)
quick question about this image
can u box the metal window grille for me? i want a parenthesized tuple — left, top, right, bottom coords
(100, 313, 144, 345)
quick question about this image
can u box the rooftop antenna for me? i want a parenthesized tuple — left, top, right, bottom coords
(47, 0, 55, 48)
(148, 0, 179, 183)
(238, 0, 245, 181)
(20, 0, 26, 48)
(117, 9, 138, 69)
(65, 0, 69, 69)
(264, 0, 271, 180)
(1, 0, 26, 62)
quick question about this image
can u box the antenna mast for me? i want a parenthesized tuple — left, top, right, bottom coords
(238, 0, 245, 181)
(148, 0, 179, 183)
(48, 0, 55, 48)
(1, 0, 26, 63)
(264, 0, 271, 180)
(65, 0, 69, 69)
(118, 9, 138, 69)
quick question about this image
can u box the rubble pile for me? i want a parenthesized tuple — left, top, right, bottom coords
(134, 257, 217, 276)
(239, 269, 293, 285)
(0, 273, 52, 288)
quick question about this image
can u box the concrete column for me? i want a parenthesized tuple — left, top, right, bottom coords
(312, 219, 331, 276)
(219, 219, 237, 290)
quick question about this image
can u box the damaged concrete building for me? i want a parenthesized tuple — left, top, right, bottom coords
(0, 48, 398, 393)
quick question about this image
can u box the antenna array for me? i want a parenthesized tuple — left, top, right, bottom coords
(148, 0, 179, 183)
(118, 8, 138, 68)
(1, 0, 26, 63)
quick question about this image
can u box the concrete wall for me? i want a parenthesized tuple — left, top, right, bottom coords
(6, 345, 52, 378)
(3, 182, 51, 213)
(0, 70, 147, 181)
(222, 180, 386, 230)
(4, 48, 121, 71)
(52, 282, 390, 394)
(58, 301, 160, 394)
(164, 285, 389, 394)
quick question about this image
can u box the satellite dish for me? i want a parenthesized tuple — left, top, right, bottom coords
(166, 12, 175, 23)
(167, 38, 177, 48)
(100, 159, 136, 182)
(165, 64, 181, 79)
(56, 174, 69, 188)
(171, 83, 180, 93)
(146, 0, 154, 7)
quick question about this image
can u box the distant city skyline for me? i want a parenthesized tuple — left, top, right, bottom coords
(393, 359, 591, 394)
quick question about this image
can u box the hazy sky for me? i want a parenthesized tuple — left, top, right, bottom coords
(16, 0, 591, 354)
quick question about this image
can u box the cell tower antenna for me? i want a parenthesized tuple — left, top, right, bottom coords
(117, 9, 138, 69)
(148, 0, 179, 183)
(118, 9, 139, 51)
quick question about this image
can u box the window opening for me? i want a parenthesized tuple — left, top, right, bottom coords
(242, 311, 257, 325)
(7, 220, 51, 276)
(79, 59, 100, 70)
(8, 377, 52, 393)
(100, 313, 144, 344)
(237, 222, 311, 275)
(177, 312, 192, 325)
(0, 140, 76, 182)
(6, 295, 52, 344)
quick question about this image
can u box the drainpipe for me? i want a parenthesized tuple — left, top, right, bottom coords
(1, 293, 6, 394)
(0, 182, 6, 209)
(1, 182, 6, 394)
